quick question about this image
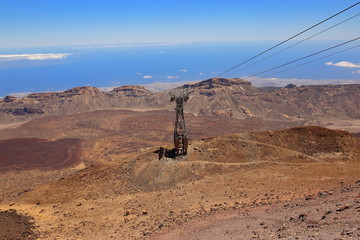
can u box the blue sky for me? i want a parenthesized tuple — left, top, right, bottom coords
(0, 0, 359, 97)
(1, 0, 359, 48)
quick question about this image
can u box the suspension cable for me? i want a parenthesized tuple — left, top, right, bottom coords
(215, 2, 360, 78)
(224, 12, 360, 78)
(243, 37, 360, 79)
(261, 44, 360, 78)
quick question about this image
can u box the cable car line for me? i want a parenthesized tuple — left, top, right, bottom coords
(215, 2, 360, 78)
(224, 12, 360, 78)
(260, 44, 360, 79)
(243, 37, 360, 80)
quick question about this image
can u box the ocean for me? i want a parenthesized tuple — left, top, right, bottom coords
(0, 41, 359, 97)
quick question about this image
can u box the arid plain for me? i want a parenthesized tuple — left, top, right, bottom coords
(0, 78, 359, 239)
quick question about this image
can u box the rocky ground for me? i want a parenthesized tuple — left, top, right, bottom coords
(0, 125, 359, 239)
(1, 108, 360, 239)
(150, 181, 360, 240)
(2, 181, 359, 240)
(0, 209, 37, 240)
(0, 109, 304, 203)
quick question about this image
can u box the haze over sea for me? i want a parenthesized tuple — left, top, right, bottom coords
(1, 40, 360, 97)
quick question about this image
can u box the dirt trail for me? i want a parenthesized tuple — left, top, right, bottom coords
(0, 121, 29, 130)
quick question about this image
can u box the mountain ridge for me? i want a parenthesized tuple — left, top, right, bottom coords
(1, 77, 360, 124)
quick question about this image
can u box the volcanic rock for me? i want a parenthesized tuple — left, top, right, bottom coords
(284, 83, 297, 89)
(1, 78, 360, 123)
(110, 85, 151, 97)
(3, 96, 18, 103)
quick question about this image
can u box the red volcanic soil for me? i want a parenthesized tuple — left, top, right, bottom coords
(0, 138, 83, 171)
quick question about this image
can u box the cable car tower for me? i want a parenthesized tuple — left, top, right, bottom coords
(170, 89, 189, 156)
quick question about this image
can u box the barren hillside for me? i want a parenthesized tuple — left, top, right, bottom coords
(1, 78, 360, 124)
(1, 78, 360, 239)
(0, 109, 304, 203)
(1, 126, 359, 239)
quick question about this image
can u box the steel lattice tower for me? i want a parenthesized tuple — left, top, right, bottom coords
(170, 89, 189, 156)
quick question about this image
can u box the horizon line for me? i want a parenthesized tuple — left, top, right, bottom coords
(0, 39, 352, 50)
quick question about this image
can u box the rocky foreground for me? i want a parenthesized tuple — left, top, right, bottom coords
(1, 180, 359, 239)
(0, 126, 359, 239)
(151, 181, 360, 240)
(0, 209, 37, 240)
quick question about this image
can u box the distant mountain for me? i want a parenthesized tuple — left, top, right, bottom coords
(1, 77, 360, 124)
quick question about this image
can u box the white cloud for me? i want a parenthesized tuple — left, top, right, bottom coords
(198, 72, 203, 75)
(136, 72, 142, 75)
(352, 70, 360, 74)
(180, 69, 188, 72)
(325, 61, 360, 68)
(143, 75, 154, 79)
(0, 53, 75, 62)
(166, 76, 179, 79)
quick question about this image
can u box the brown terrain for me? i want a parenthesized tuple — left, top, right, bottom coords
(0, 209, 37, 240)
(0, 138, 82, 171)
(0, 78, 360, 239)
(1, 78, 360, 124)
(151, 181, 360, 240)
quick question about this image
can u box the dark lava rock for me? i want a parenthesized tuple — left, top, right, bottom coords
(284, 83, 298, 89)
